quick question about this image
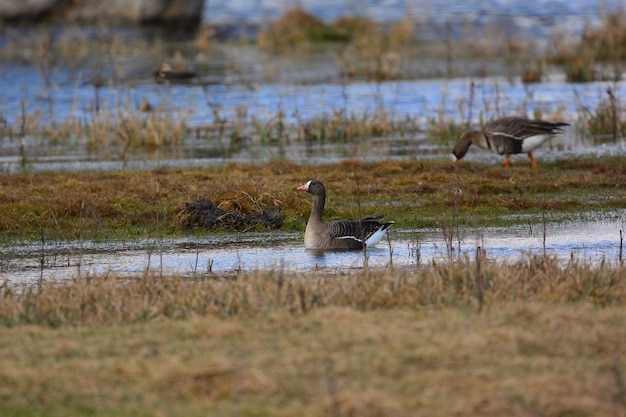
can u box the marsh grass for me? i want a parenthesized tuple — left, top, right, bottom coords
(0, 253, 624, 327)
(257, 8, 414, 82)
(0, 254, 625, 415)
(549, 8, 626, 82)
(3, 94, 428, 166)
(5, 11, 626, 158)
(519, 59, 545, 84)
(575, 86, 626, 143)
(257, 8, 338, 54)
(0, 157, 624, 243)
(0, 24, 186, 73)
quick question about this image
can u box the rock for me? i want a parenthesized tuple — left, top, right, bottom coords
(0, 0, 204, 29)
(0, 0, 66, 22)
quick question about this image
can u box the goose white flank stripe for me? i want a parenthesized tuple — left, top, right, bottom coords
(452, 117, 569, 168)
(297, 180, 394, 251)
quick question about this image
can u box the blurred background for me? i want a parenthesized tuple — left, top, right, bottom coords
(1, 0, 625, 173)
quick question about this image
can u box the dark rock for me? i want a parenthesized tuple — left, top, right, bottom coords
(0, 0, 204, 29)
(0, 0, 68, 22)
(178, 198, 283, 232)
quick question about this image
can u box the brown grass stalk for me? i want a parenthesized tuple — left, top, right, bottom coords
(0, 253, 624, 328)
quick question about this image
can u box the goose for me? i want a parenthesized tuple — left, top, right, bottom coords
(452, 117, 569, 168)
(297, 180, 394, 251)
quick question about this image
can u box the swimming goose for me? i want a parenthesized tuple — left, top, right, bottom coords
(297, 180, 394, 250)
(452, 117, 569, 168)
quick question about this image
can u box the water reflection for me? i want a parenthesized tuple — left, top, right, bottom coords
(3, 69, 626, 174)
(1, 219, 623, 286)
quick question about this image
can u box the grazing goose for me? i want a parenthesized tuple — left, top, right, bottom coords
(452, 117, 569, 168)
(297, 180, 394, 251)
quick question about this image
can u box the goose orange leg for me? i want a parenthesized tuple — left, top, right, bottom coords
(503, 156, 511, 168)
(527, 151, 538, 169)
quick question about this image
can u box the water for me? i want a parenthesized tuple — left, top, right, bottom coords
(2, 2, 626, 172)
(2, 72, 626, 173)
(2, 219, 623, 285)
(1, 2, 625, 282)
(204, 0, 623, 40)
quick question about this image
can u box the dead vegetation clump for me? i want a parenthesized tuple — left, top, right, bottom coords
(257, 8, 336, 54)
(257, 8, 414, 81)
(177, 194, 283, 231)
(576, 87, 626, 143)
(298, 108, 419, 142)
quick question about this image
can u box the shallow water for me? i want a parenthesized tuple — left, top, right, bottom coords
(2, 72, 626, 173)
(1, 219, 623, 286)
(205, 0, 621, 40)
(1, 4, 625, 283)
(2, 1, 626, 175)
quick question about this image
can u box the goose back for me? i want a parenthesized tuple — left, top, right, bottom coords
(453, 117, 569, 161)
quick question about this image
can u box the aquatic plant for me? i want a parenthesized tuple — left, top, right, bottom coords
(575, 86, 626, 142)
(548, 9, 626, 82)
(519, 59, 545, 84)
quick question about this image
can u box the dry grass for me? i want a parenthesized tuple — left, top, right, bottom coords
(5, 94, 423, 153)
(1, 254, 624, 327)
(3, 96, 192, 153)
(252, 6, 626, 83)
(256, 8, 414, 81)
(0, 257, 625, 415)
(257, 8, 334, 54)
(576, 87, 626, 142)
(548, 8, 626, 82)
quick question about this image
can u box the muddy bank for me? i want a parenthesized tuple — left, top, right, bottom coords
(0, 0, 203, 28)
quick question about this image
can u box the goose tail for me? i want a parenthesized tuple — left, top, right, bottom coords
(364, 221, 395, 247)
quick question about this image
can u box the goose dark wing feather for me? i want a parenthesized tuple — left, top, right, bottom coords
(486, 117, 569, 140)
(327, 217, 389, 242)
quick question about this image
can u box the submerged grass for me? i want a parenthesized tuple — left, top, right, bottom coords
(0, 157, 624, 242)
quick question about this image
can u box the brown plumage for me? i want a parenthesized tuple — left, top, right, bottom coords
(297, 180, 394, 251)
(452, 117, 569, 168)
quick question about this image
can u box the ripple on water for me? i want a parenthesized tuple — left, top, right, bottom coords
(1, 219, 623, 286)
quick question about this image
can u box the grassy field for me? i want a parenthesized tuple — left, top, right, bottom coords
(1, 156, 625, 242)
(0, 254, 625, 416)
(2, 8, 626, 414)
(1, 302, 625, 417)
(0, 156, 625, 416)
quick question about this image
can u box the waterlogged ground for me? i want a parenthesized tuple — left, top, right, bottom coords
(3, 69, 626, 173)
(2, 219, 623, 286)
(1, 13, 626, 285)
